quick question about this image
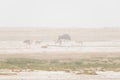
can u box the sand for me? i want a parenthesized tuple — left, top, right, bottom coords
(0, 71, 120, 80)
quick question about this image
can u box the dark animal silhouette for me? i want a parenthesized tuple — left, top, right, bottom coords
(58, 34, 71, 41)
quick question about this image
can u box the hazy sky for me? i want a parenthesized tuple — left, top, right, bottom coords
(0, 0, 120, 28)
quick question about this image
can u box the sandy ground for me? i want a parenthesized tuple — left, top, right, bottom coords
(0, 51, 120, 60)
(0, 71, 120, 80)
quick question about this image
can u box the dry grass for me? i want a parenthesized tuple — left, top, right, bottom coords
(0, 52, 119, 75)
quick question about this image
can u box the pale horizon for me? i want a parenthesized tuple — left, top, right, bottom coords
(0, 0, 120, 28)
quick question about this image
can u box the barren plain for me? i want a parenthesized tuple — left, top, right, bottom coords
(0, 27, 120, 80)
